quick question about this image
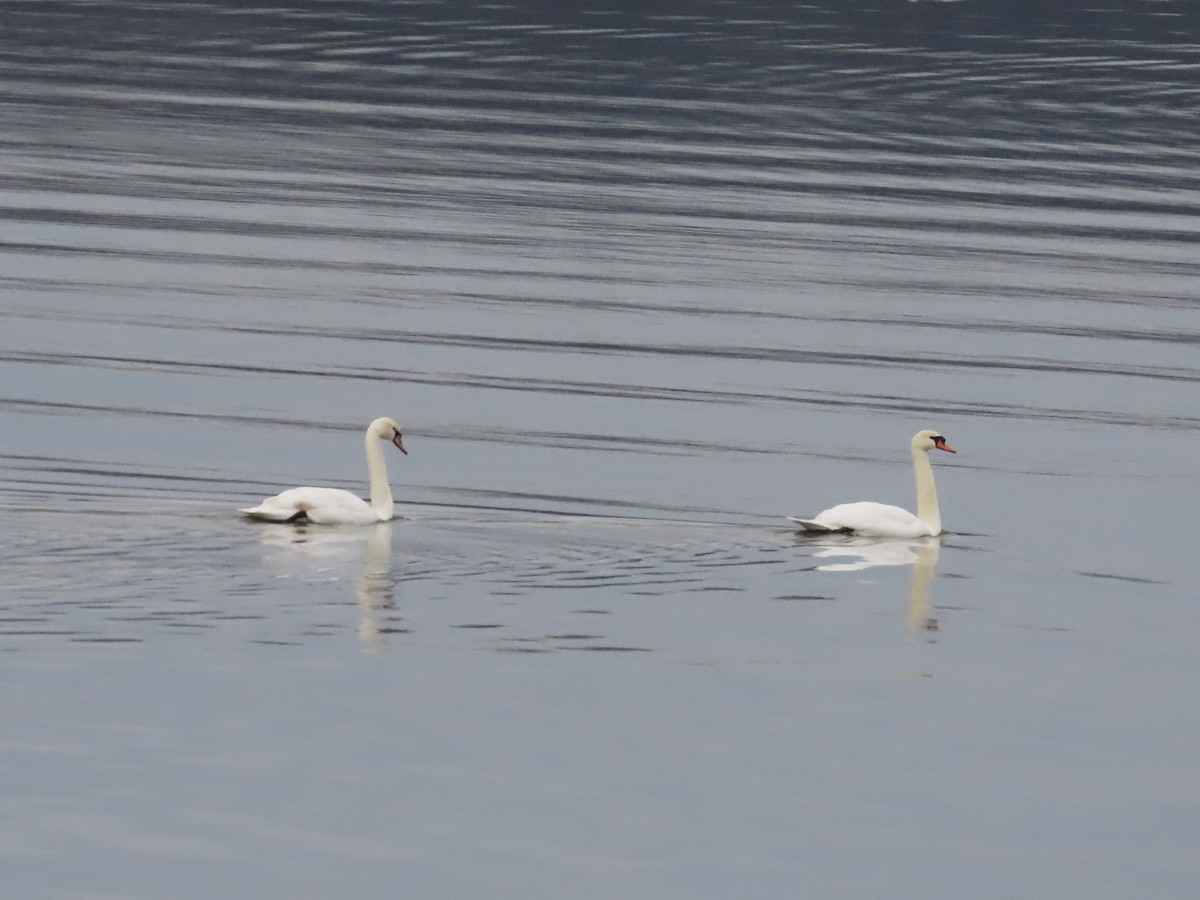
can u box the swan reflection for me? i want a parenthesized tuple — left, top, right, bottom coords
(253, 522, 399, 649)
(804, 535, 941, 632)
(353, 523, 398, 650)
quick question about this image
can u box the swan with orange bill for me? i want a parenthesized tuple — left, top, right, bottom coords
(789, 429, 955, 538)
(240, 417, 408, 525)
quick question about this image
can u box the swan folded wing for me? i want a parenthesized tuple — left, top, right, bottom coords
(240, 487, 379, 524)
(794, 501, 933, 539)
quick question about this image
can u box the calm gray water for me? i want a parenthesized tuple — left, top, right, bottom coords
(2, 2, 1198, 897)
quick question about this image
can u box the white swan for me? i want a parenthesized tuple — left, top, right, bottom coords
(240, 417, 407, 525)
(788, 429, 955, 538)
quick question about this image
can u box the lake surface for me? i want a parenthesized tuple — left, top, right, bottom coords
(2, 2, 1198, 897)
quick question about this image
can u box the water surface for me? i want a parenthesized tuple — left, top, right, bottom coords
(2, 3, 1198, 898)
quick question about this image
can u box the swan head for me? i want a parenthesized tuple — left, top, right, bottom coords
(912, 429, 955, 454)
(369, 417, 407, 455)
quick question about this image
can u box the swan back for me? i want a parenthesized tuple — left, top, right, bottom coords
(802, 502, 934, 538)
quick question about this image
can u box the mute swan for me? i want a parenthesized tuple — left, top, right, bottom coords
(788, 429, 955, 538)
(240, 417, 407, 525)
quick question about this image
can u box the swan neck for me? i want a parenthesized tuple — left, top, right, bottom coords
(912, 447, 941, 535)
(365, 430, 394, 521)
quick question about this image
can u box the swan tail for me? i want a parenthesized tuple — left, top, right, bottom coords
(787, 516, 841, 533)
(240, 504, 307, 522)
